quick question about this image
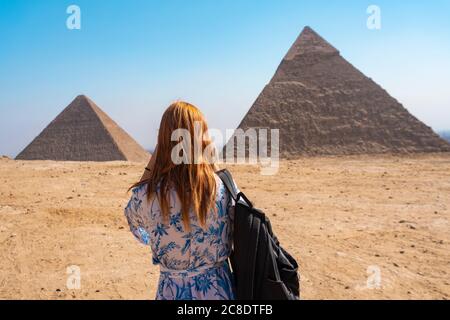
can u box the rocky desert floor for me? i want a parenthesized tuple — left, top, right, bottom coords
(0, 154, 449, 300)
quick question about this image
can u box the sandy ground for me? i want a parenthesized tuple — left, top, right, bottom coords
(0, 154, 449, 300)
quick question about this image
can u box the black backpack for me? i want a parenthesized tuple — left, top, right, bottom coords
(217, 169, 300, 300)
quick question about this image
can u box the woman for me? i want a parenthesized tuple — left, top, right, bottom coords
(124, 101, 235, 300)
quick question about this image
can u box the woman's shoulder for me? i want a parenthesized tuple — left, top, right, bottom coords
(129, 183, 150, 203)
(214, 173, 230, 202)
(131, 183, 148, 194)
(213, 171, 239, 194)
(214, 173, 226, 190)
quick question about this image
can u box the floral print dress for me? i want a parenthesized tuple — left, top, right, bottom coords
(124, 176, 235, 300)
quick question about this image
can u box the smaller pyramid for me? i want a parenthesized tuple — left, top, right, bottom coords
(16, 95, 150, 162)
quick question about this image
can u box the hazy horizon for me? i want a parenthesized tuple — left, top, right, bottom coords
(1, 0, 450, 157)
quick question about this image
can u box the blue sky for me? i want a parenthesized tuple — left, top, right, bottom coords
(1, 0, 450, 157)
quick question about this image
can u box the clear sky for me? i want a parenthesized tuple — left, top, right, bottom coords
(1, 0, 450, 157)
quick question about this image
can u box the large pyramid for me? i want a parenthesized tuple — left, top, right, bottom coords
(16, 95, 150, 162)
(225, 26, 450, 157)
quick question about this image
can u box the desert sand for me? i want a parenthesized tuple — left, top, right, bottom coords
(0, 154, 449, 300)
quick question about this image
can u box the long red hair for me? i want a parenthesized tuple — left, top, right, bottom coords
(133, 101, 217, 229)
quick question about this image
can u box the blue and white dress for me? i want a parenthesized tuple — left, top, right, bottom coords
(124, 175, 235, 300)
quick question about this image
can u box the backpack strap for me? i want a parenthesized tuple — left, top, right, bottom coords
(216, 169, 253, 208)
(216, 169, 238, 200)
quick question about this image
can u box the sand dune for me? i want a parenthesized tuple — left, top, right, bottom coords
(0, 154, 449, 299)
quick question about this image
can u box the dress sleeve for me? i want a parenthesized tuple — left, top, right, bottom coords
(124, 184, 152, 246)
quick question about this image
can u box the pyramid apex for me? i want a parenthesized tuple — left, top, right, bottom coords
(73, 94, 92, 103)
(284, 26, 339, 60)
(70, 94, 98, 111)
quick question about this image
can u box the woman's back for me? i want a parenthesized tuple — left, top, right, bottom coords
(125, 174, 235, 300)
(124, 101, 235, 300)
